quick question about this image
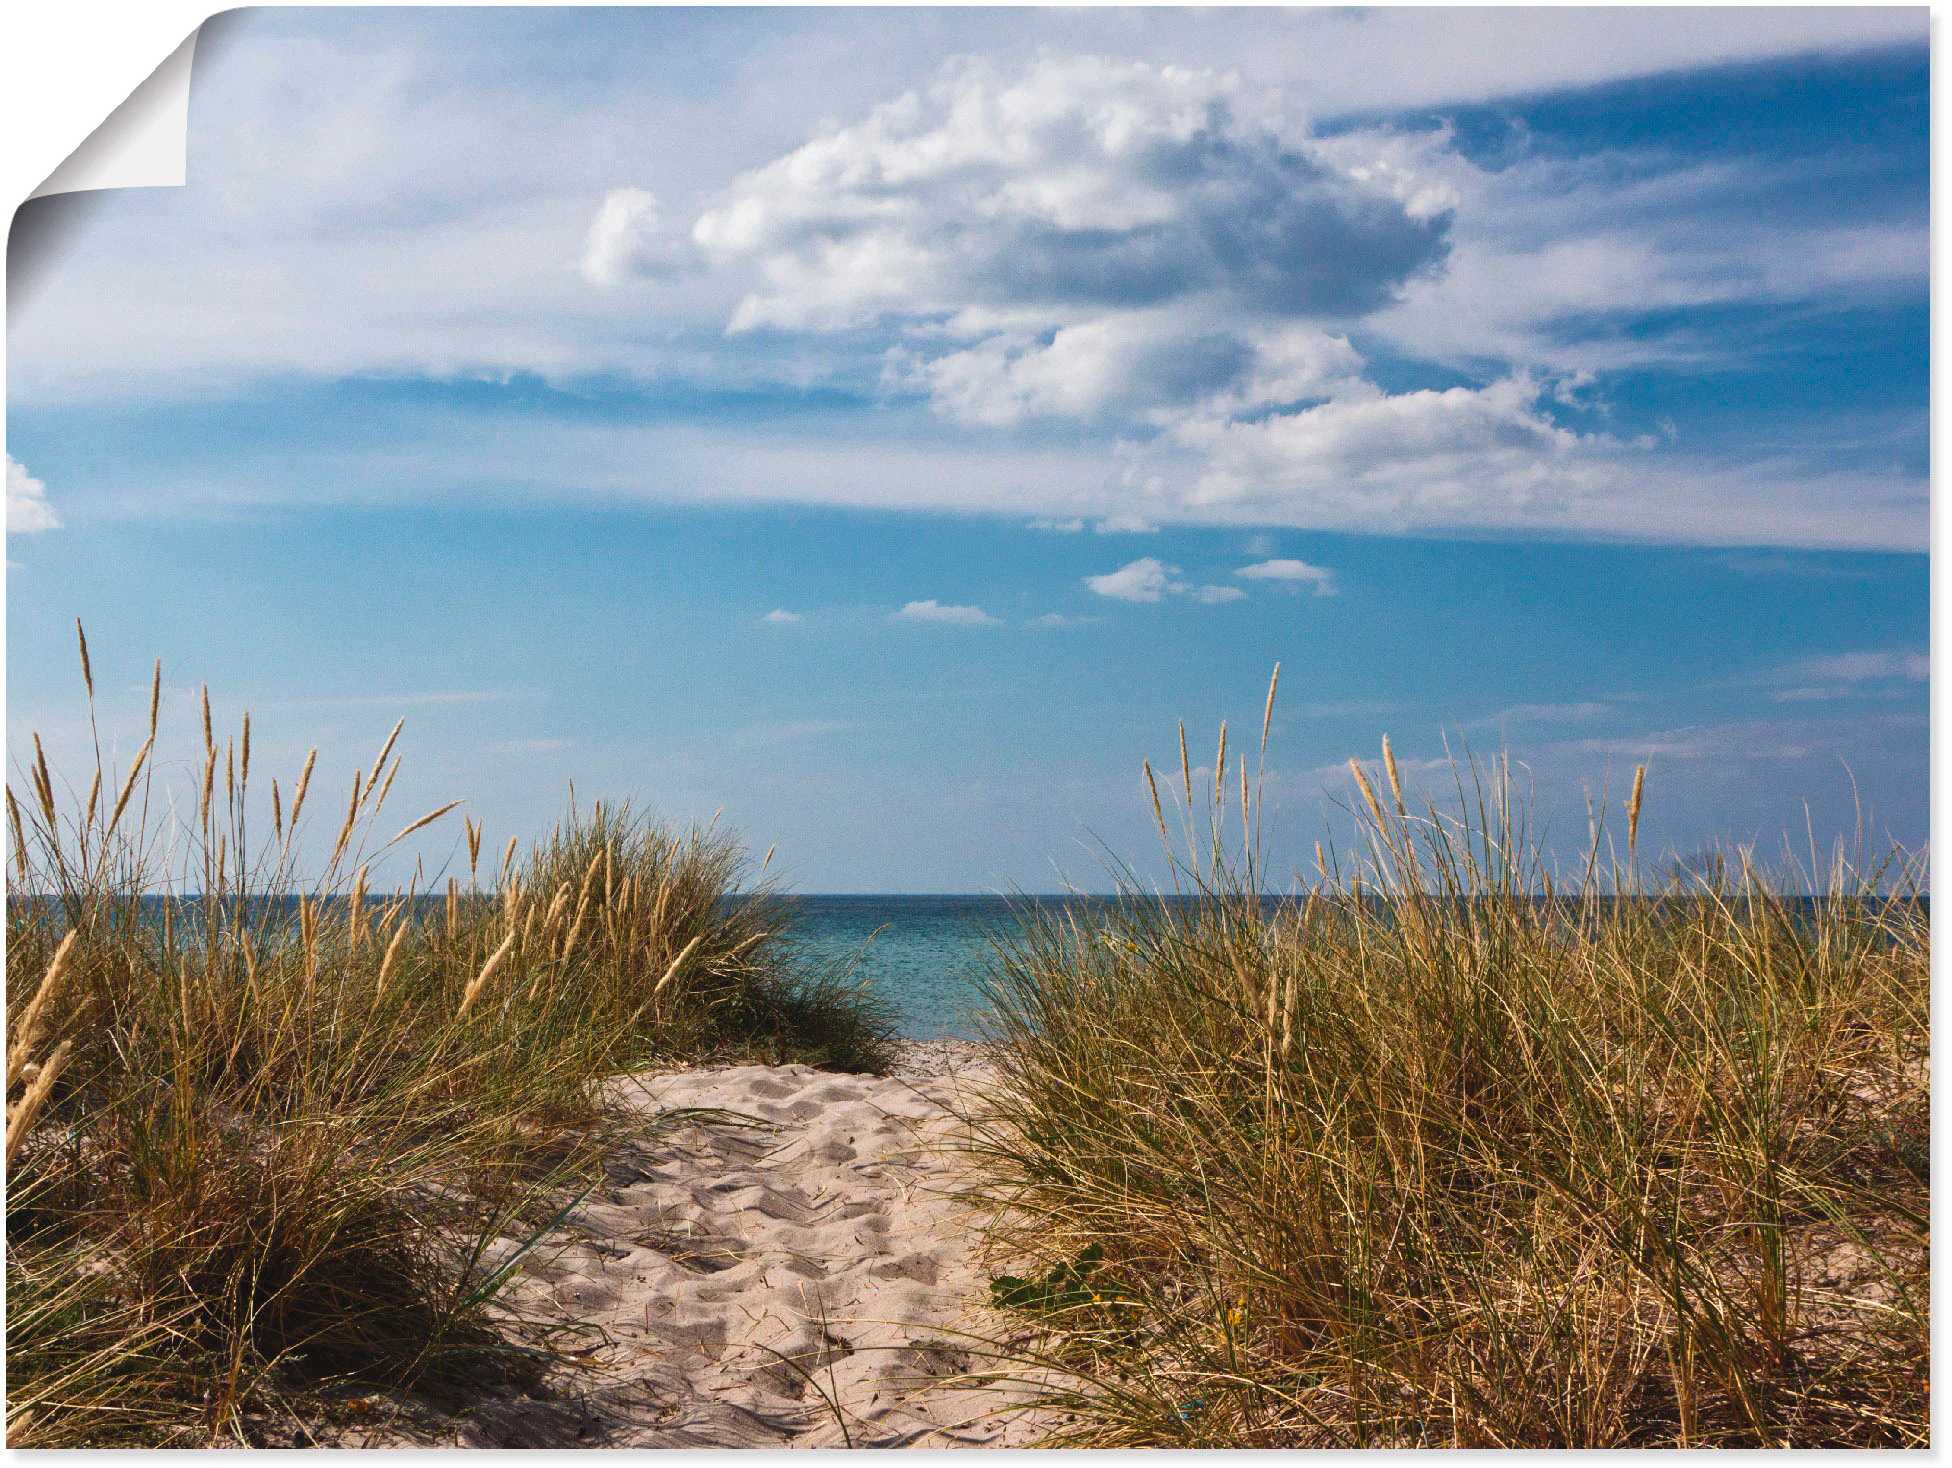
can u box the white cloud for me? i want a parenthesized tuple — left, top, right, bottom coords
(761, 608, 804, 623)
(1028, 517, 1086, 532)
(6, 456, 60, 534)
(1353, 137, 1928, 377)
(1191, 584, 1247, 604)
(1084, 557, 1242, 605)
(1085, 557, 1175, 602)
(1236, 557, 1337, 596)
(2, 14, 1926, 553)
(77, 401, 1920, 552)
(1781, 651, 1928, 685)
(580, 187, 690, 286)
(1174, 374, 1678, 537)
(1093, 513, 1158, 535)
(9, 9, 1921, 407)
(1764, 649, 1927, 702)
(1483, 701, 1614, 724)
(891, 599, 1001, 625)
(696, 56, 1450, 334)
(906, 309, 1271, 427)
(691, 56, 1453, 471)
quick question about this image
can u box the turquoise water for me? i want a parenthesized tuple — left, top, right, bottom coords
(783, 895, 1021, 1040)
(65, 893, 1904, 1043)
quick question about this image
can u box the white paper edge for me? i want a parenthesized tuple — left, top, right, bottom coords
(28, 26, 200, 199)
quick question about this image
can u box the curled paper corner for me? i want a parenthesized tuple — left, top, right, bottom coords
(29, 26, 201, 199)
(10, 24, 203, 325)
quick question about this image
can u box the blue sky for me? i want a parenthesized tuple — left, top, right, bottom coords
(6, 8, 1928, 891)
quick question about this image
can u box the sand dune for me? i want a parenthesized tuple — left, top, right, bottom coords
(325, 1042, 1050, 1448)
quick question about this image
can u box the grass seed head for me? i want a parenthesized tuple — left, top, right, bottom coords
(74, 621, 95, 701)
(1350, 758, 1385, 825)
(457, 927, 518, 1017)
(290, 749, 318, 833)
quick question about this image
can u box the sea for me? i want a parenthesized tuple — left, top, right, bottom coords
(782, 895, 1024, 1040)
(759, 890, 1930, 1040)
(39, 890, 1038, 1042)
(25, 892, 1914, 1044)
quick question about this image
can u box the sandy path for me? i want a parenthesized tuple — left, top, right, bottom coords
(334, 1044, 1048, 1448)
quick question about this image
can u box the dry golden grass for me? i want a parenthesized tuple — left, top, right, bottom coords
(4, 631, 895, 1446)
(971, 674, 1927, 1447)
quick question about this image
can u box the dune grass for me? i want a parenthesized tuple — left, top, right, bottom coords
(972, 674, 1928, 1447)
(5, 631, 896, 1446)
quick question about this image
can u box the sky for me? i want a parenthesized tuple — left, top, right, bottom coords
(5, 6, 1929, 892)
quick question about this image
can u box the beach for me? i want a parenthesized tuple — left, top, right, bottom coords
(293, 1041, 1047, 1449)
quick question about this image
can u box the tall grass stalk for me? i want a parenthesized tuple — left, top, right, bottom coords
(973, 675, 1927, 1447)
(6, 635, 894, 1445)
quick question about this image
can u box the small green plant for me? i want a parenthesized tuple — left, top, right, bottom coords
(990, 1242, 1127, 1313)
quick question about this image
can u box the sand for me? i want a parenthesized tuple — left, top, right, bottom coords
(318, 1041, 1051, 1448)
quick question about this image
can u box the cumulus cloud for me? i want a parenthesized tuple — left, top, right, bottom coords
(580, 187, 691, 285)
(675, 57, 1851, 543)
(891, 599, 1001, 625)
(695, 56, 1451, 335)
(5, 16, 1926, 552)
(1085, 557, 1175, 602)
(905, 310, 1257, 426)
(761, 608, 803, 623)
(1083, 557, 1241, 605)
(6, 456, 60, 534)
(1235, 557, 1337, 595)
(687, 53, 1458, 488)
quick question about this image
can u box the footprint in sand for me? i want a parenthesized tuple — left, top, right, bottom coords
(326, 1044, 1053, 1449)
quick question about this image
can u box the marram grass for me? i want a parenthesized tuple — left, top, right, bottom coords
(4, 629, 896, 1446)
(971, 670, 1927, 1447)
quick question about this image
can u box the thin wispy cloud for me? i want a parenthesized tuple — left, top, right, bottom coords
(263, 690, 533, 711)
(731, 719, 851, 748)
(1480, 701, 1615, 726)
(892, 600, 1001, 626)
(6, 13, 1924, 550)
(0, 9, 1926, 891)
(486, 737, 574, 755)
(1028, 612, 1094, 628)
(1777, 651, 1928, 685)
(1763, 649, 1928, 703)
